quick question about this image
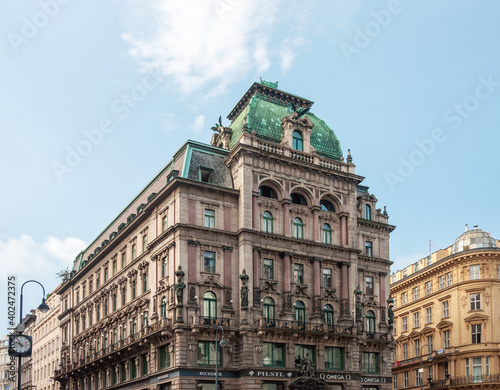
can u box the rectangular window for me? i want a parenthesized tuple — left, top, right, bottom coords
(414, 262, 419, 272)
(414, 312, 419, 328)
(428, 366, 433, 381)
(443, 330, 450, 348)
(323, 268, 332, 288)
(442, 301, 449, 318)
(83, 286, 86, 299)
(470, 264, 480, 280)
(413, 287, 419, 301)
(143, 273, 147, 292)
(446, 272, 452, 286)
(96, 276, 100, 289)
(439, 275, 444, 290)
(294, 345, 315, 368)
(365, 241, 373, 257)
(325, 347, 343, 370)
(486, 356, 490, 376)
(142, 235, 148, 253)
(472, 357, 482, 382)
(466, 358, 469, 377)
(122, 287, 126, 306)
(472, 324, 481, 343)
(121, 362, 126, 382)
(132, 244, 137, 261)
(197, 341, 221, 366)
(403, 372, 409, 388)
(162, 257, 168, 278)
(426, 335, 433, 353)
(131, 359, 137, 379)
(199, 167, 214, 183)
(362, 352, 379, 373)
(426, 307, 432, 323)
(162, 215, 168, 232)
(264, 259, 274, 280)
(132, 281, 136, 299)
(393, 376, 397, 390)
(426, 281, 432, 295)
(402, 317, 408, 332)
(293, 264, 304, 284)
(402, 343, 408, 360)
(204, 210, 215, 228)
(470, 293, 481, 310)
(414, 339, 420, 357)
(113, 260, 117, 276)
(141, 354, 148, 376)
(159, 345, 170, 369)
(263, 343, 284, 367)
(204, 251, 216, 273)
(402, 292, 407, 305)
(89, 280, 93, 294)
(365, 276, 374, 295)
(426, 256, 432, 266)
(415, 370, 421, 386)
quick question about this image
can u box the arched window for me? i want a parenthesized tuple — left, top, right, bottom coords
(293, 130, 303, 151)
(259, 186, 278, 199)
(323, 223, 332, 244)
(320, 200, 335, 212)
(263, 211, 273, 233)
(323, 304, 334, 327)
(161, 296, 167, 318)
(295, 301, 306, 328)
(203, 292, 217, 319)
(263, 297, 275, 324)
(294, 217, 303, 239)
(290, 193, 308, 206)
(364, 204, 371, 220)
(366, 310, 375, 334)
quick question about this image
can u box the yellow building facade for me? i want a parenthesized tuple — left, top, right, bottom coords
(390, 226, 500, 390)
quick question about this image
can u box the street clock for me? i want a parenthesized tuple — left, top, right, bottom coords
(8, 334, 33, 357)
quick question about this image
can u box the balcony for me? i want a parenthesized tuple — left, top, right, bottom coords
(430, 375, 500, 389)
(194, 316, 231, 327)
(258, 318, 352, 335)
(366, 332, 390, 341)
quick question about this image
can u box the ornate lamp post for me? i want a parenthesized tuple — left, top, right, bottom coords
(17, 280, 50, 390)
(214, 326, 227, 390)
(420, 344, 434, 390)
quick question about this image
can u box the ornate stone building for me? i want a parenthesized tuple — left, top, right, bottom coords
(54, 81, 395, 390)
(0, 335, 12, 390)
(390, 226, 500, 390)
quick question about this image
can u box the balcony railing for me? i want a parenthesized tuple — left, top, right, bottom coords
(198, 316, 230, 327)
(259, 318, 352, 335)
(430, 375, 500, 389)
(366, 332, 389, 341)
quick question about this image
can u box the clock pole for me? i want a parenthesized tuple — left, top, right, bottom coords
(17, 280, 50, 390)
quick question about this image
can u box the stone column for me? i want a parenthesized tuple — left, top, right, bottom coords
(338, 262, 351, 323)
(253, 248, 261, 307)
(282, 200, 290, 235)
(341, 215, 348, 246)
(223, 246, 233, 312)
(311, 257, 322, 318)
(281, 252, 292, 314)
(187, 241, 199, 306)
(312, 206, 320, 241)
(379, 272, 388, 328)
(252, 192, 259, 229)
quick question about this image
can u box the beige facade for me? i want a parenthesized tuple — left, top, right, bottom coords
(390, 226, 500, 390)
(32, 289, 61, 390)
(1, 335, 13, 390)
(17, 313, 36, 390)
(54, 81, 395, 390)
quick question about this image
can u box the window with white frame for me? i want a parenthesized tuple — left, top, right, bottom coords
(471, 324, 481, 344)
(442, 301, 449, 318)
(470, 265, 480, 280)
(439, 275, 444, 290)
(403, 372, 409, 388)
(414, 262, 419, 272)
(402, 292, 407, 305)
(415, 370, 421, 386)
(426, 335, 433, 353)
(426, 307, 432, 323)
(402, 317, 408, 332)
(428, 366, 433, 381)
(393, 375, 397, 390)
(414, 339, 420, 357)
(426, 281, 432, 295)
(443, 330, 450, 348)
(414, 312, 420, 328)
(402, 343, 408, 360)
(472, 357, 482, 382)
(486, 356, 490, 376)
(446, 272, 452, 286)
(470, 293, 481, 310)
(413, 287, 419, 301)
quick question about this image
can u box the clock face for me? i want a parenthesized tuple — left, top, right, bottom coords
(13, 335, 31, 353)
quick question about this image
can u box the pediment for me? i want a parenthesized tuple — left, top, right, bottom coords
(408, 331, 421, 338)
(436, 320, 452, 330)
(464, 313, 488, 323)
(396, 335, 409, 342)
(421, 326, 435, 335)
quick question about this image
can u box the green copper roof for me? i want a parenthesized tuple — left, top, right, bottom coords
(229, 93, 342, 160)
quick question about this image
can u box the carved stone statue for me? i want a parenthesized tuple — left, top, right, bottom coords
(240, 269, 250, 308)
(174, 266, 185, 305)
(299, 353, 316, 377)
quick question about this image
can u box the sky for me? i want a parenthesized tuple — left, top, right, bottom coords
(1, 0, 499, 334)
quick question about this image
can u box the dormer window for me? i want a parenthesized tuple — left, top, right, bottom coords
(199, 167, 214, 183)
(293, 130, 303, 151)
(364, 204, 371, 220)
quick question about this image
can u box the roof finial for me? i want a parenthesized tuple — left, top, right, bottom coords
(347, 149, 353, 163)
(465, 224, 468, 232)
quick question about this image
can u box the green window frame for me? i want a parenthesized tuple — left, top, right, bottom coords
(323, 304, 334, 326)
(295, 301, 306, 327)
(263, 211, 273, 233)
(121, 362, 126, 382)
(204, 209, 215, 228)
(365, 241, 373, 257)
(293, 130, 303, 151)
(325, 347, 343, 370)
(159, 345, 170, 369)
(294, 217, 303, 239)
(131, 359, 137, 379)
(204, 251, 216, 273)
(263, 297, 275, 323)
(203, 291, 217, 319)
(366, 311, 376, 334)
(197, 341, 221, 366)
(141, 354, 148, 376)
(362, 352, 379, 373)
(323, 223, 332, 244)
(320, 199, 335, 212)
(112, 366, 117, 384)
(263, 343, 284, 367)
(263, 259, 274, 280)
(364, 204, 371, 220)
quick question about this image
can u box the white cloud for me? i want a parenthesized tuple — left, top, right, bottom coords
(120, 0, 280, 95)
(0, 235, 86, 292)
(279, 37, 307, 71)
(190, 114, 205, 133)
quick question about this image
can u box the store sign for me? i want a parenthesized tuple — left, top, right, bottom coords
(243, 370, 294, 378)
(318, 373, 359, 381)
(360, 376, 392, 383)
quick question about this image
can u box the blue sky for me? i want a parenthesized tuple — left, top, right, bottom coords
(1, 0, 499, 331)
